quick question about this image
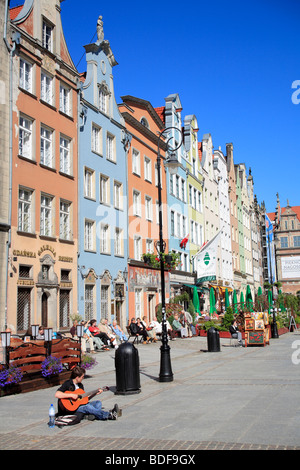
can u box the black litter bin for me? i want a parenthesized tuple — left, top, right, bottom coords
(115, 342, 141, 395)
(207, 327, 221, 352)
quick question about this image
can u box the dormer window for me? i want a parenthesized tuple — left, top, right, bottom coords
(140, 117, 149, 129)
(42, 20, 53, 52)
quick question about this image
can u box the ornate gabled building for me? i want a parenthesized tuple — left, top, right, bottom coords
(78, 15, 129, 330)
(0, 1, 12, 329)
(7, 0, 79, 334)
(213, 147, 234, 293)
(269, 197, 300, 296)
(118, 95, 170, 322)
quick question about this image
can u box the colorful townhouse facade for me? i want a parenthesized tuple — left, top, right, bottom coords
(7, 0, 79, 334)
(213, 147, 234, 294)
(238, 163, 254, 298)
(269, 198, 300, 295)
(118, 95, 170, 322)
(156, 94, 196, 300)
(77, 16, 129, 330)
(184, 114, 204, 261)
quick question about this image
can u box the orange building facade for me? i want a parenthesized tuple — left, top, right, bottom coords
(118, 96, 170, 322)
(7, 1, 79, 334)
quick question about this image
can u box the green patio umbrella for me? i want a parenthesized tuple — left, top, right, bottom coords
(225, 288, 230, 311)
(246, 285, 253, 312)
(209, 287, 217, 314)
(268, 289, 272, 315)
(240, 291, 244, 310)
(257, 286, 263, 311)
(232, 289, 238, 314)
(192, 286, 200, 313)
(278, 289, 286, 312)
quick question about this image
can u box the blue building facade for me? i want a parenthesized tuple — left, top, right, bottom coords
(162, 94, 194, 297)
(78, 16, 129, 329)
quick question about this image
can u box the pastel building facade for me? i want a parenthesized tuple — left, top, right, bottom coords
(213, 147, 234, 291)
(119, 95, 169, 322)
(7, 0, 79, 334)
(0, 1, 12, 329)
(78, 17, 129, 329)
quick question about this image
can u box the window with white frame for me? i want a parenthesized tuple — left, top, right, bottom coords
(133, 190, 141, 216)
(41, 71, 53, 105)
(84, 219, 95, 251)
(114, 227, 124, 256)
(132, 149, 140, 175)
(59, 83, 70, 115)
(40, 125, 53, 167)
(106, 133, 115, 162)
(19, 115, 33, 160)
(170, 210, 175, 236)
(100, 224, 110, 254)
(42, 20, 53, 51)
(114, 181, 123, 210)
(19, 58, 32, 93)
(135, 288, 143, 317)
(100, 174, 110, 204)
(85, 284, 94, 321)
(18, 188, 33, 233)
(91, 123, 102, 154)
(59, 200, 71, 240)
(99, 86, 109, 114)
(146, 239, 154, 254)
(145, 196, 152, 221)
(134, 236, 142, 260)
(101, 285, 109, 319)
(144, 156, 152, 182)
(40, 194, 53, 237)
(60, 135, 71, 175)
(190, 220, 203, 245)
(84, 167, 95, 199)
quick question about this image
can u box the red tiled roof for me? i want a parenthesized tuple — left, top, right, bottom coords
(154, 106, 165, 124)
(9, 5, 24, 20)
(198, 142, 202, 162)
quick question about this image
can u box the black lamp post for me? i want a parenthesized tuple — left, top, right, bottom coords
(156, 127, 182, 382)
(270, 304, 279, 339)
(1, 331, 11, 368)
(76, 324, 84, 363)
(31, 324, 39, 340)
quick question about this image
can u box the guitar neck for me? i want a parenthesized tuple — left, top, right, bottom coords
(81, 386, 109, 400)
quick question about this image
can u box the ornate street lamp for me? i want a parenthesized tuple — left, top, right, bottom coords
(270, 304, 279, 339)
(31, 324, 39, 340)
(76, 324, 84, 363)
(1, 331, 11, 368)
(156, 127, 182, 382)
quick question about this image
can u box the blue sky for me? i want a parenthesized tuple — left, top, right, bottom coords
(11, 0, 300, 213)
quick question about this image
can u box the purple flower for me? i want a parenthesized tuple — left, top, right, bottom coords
(0, 366, 23, 387)
(41, 356, 63, 377)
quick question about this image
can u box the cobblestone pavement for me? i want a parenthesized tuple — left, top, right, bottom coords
(1, 332, 300, 452)
(0, 432, 299, 450)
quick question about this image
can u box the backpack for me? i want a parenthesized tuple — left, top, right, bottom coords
(55, 414, 81, 428)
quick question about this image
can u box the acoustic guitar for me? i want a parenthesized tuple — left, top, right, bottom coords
(60, 386, 109, 412)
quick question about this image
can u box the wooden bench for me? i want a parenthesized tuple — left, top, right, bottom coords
(126, 326, 144, 344)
